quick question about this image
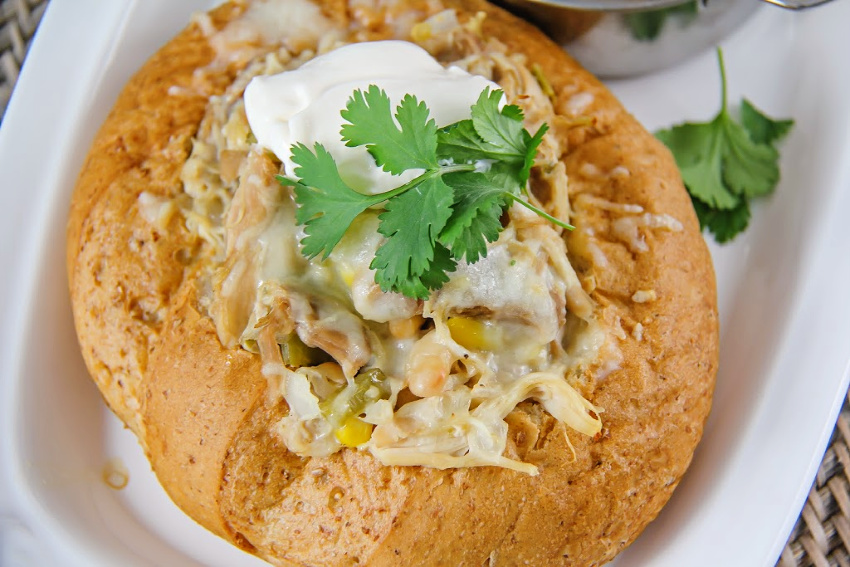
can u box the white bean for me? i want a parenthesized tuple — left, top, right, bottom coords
(405, 331, 455, 398)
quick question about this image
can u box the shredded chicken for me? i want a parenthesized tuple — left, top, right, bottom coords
(175, 8, 616, 474)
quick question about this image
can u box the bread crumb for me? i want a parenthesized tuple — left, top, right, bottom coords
(632, 322, 644, 341)
(631, 289, 657, 303)
(566, 92, 594, 115)
(611, 317, 627, 340)
(610, 165, 630, 179)
(579, 162, 601, 178)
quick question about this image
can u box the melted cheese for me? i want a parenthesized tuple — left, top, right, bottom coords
(208, 0, 335, 60)
(611, 212, 683, 253)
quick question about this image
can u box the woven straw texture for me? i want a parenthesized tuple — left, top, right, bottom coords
(0, 0, 843, 565)
(0, 0, 46, 120)
(779, 392, 850, 567)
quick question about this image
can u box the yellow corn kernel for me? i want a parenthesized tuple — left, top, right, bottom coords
(339, 267, 355, 287)
(447, 317, 499, 351)
(410, 22, 432, 42)
(335, 416, 373, 447)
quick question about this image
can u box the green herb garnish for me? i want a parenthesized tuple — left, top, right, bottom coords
(279, 85, 567, 299)
(625, 1, 699, 42)
(655, 48, 794, 243)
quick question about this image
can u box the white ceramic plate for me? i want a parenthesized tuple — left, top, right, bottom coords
(1, 1, 849, 566)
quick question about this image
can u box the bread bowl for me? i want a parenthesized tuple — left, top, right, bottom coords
(66, 0, 718, 564)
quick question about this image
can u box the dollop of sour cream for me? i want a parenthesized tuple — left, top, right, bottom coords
(244, 40, 499, 194)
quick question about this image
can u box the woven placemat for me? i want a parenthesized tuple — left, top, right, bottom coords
(0, 0, 843, 564)
(779, 392, 850, 567)
(0, 0, 47, 121)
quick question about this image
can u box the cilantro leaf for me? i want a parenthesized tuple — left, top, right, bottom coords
(692, 196, 751, 244)
(383, 244, 457, 300)
(439, 171, 510, 263)
(282, 85, 567, 299)
(721, 121, 780, 198)
(625, 1, 698, 42)
(370, 176, 455, 298)
(282, 142, 384, 259)
(656, 120, 739, 210)
(740, 99, 795, 146)
(341, 85, 438, 174)
(437, 121, 494, 163)
(655, 48, 793, 243)
(416, 244, 457, 291)
(521, 123, 549, 187)
(436, 101, 547, 188)
(436, 97, 528, 167)
(470, 88, 527, 161)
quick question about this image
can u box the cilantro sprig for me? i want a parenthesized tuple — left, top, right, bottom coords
(655, 48, 794, 243)
(279, 85, 565, 299)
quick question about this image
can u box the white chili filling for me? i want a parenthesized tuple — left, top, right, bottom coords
(164, 0, 686, 474)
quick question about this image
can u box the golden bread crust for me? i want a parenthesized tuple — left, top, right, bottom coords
(67, 0, 718, 565)
(66, 3, 243, 439)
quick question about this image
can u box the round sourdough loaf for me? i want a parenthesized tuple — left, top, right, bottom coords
(66, 0, 718, 564)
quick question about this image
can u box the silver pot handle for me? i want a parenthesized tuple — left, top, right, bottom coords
(761, 0, 835, 10)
